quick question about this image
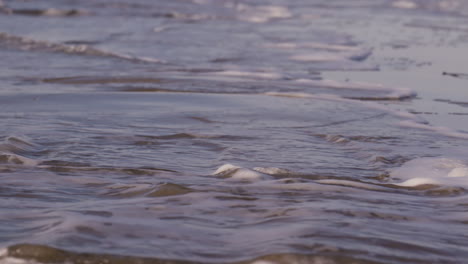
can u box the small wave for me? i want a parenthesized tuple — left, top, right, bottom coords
(213, 164, 271, 181)
(213, 164, 305, 181)
(103, 182, 193, 198)
(0, 153, 40, 166)
(251, 167, 296, 177)
(391, 157, 468, 188)
(1, 244, 383, 264)
(212, 164, 388, 191)
(293, 79, 416, 101)
(314, 134, 351, 144)
(399, 120, 468, 139)
(42, 76, 164, 85)
(290, 49, 372, 63)
(0, 136, 46, 154)
(314, 179, 388, 191)
(0, 32, 163, 64)
(38, 163, 177, 176)
(0, 137, 43, 166)
(132, 133, 251, 141)
(264, 91, 424, 126)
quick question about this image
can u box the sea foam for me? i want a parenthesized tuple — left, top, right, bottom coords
(213, 164, 269, 181)
(0, 248, 31, 264)
(391, 157, 468, 187)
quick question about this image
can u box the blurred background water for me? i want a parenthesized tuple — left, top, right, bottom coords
(1, 1, 468, 263)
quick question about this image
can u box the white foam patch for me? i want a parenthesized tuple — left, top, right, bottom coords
(213, 164, 270, 181)
(391, 157, 468, 187)
(213, 163, 241, 175)
(227, 168, 265, 181)
(230, 4, 292, 23)
(0, 258, 34, 264)
(399, 120, 468, 139)
(212, 70, 283, 80)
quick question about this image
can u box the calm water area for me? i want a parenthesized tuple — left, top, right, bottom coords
(1, 0, 468, 263)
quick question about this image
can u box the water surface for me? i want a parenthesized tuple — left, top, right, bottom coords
(1, 0, 468, 263)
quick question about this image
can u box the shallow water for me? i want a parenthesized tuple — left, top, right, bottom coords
(1, 0, 468, 263)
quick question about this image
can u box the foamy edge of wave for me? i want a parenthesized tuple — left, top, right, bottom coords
(213, 164, 271, 181)
(0, 248, 34, 264)
(391, 157, 468, 187)
(213, 164, 389, 191)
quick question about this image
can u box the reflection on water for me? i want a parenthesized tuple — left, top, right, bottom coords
(1, 0, 468, 263)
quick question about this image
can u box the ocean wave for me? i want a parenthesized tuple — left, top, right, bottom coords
(399, 120, 468, 139)
(212, 164, 388, 191)
(0, 136, 46, 154)
(289, 49, 372, 63)
(0, 153, 39, 166)
(0, 244, 384, 264)
(292, 79, 416, 100)
(0, 137, 44, 166)
(0, 32, 163, 64)
(391, 157, 468, 188)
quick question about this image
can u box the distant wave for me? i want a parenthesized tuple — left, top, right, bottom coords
(0, 32, 163, 64)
